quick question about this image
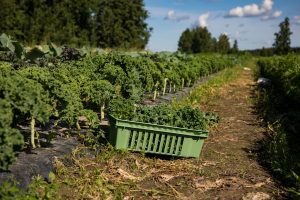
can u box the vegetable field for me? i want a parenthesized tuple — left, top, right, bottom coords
(1, 0, 300, 198)
(1, 35, 300, 198)
(1, 49, 300, 198)
(0, 50, 236, 171)
(257, 55, 300, 197)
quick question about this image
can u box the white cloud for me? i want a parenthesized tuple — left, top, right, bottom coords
(295, 16, 300, 25)
(273, 11, 282, 18)
(261, 10, 282, 21)
(227, 0, 274, 17)
(166, 10, 176, 20)
(164, 10, 190, 22)
(197, 12, 210, 27)
(262, 0, 273, 11)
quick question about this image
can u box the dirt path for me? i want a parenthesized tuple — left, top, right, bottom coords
(125, 68, 286, 199)
(193, 69, 286, 199)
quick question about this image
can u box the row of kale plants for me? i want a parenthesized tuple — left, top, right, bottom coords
(257, 55, 300, 197)
(0, 52, 237, 170)
(258, 55, 300, 101)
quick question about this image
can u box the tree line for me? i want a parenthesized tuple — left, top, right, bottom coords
(0, 0, 151, 49)
(178, 27, 238, 54)
(178, 17, 294, 56)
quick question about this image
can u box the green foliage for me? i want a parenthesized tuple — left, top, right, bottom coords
(273, 17, 292, 55)
(231, 40, 239, 54)
(217, 34, 230, 54)
(1, 73, 51, 123)
(79, 109, 99, 129)
(78, 129, 106, 150)
(191, 27, 212, 53)
(109, 100, 218, 130)
(0, 52, 237, 169)
(0, 33, 25, 59)
(178, 27, 234, 54)
(96, 0, 151, 49)
(256, 55, 300, 197)
(257, 55, 300, 101)
(108, 97, 136, 120)
(0, 34, 78, 64)
(0, 175, 59, 200)
(178, 29, 193, 53)
(0, 0, 151, 49)
(83, 79, 115, 107)
(0, 0, 96, 46)
(0, 99, 24, 171)
(0, 33, 15, 52)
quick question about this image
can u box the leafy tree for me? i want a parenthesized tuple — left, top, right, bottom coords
(0, 0, 25, 40)
(217, 34, 230, 54)
(0, 0, 151, 48)
(211, 37, 218, 52)
(191, 27, 212, 53)
(178, 28, 193, 53)
(18, 0, 96, 46)
(260, 47, 273, 57)
(231, 39, 239, 54)
(95, 0, 151, 49)
(273, 17, 292, 55)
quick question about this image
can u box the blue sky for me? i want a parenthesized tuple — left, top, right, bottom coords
(144, 0, 300, 51)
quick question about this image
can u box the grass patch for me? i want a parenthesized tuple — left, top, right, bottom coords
(172, 60, 254, 108)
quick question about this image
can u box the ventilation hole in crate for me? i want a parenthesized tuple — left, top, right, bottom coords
(178, 137, 184, 153)
(161, 135, 166, 153)
(147, 132, 154, 151)
(138, 131, 145, 150)
(154, 133, 162, 152)
(133, 130, 139, 149)
(128, 130, 134, 148)
(172, 136, 179, 154)
(165, 136, 170, 154)
(169, 136, 175, 154)
(143, 132, 149, 151)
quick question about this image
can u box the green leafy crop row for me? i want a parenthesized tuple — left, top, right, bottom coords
(108, 97, 218, 130)
(0, 52, 237, 170)
(257, 55, 300, 197)
(257, 55, 300, 101)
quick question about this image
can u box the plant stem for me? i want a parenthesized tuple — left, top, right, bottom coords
(163, 78, 168, 96)
(169, 81, 172, 93)
(153, 89, 157, 100)
(100, 103, 105, 121)
(153, 81, 159, 100)
(31, 116, 36, 149)
(76, 120, 81, 130)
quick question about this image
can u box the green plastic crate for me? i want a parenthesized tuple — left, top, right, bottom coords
(108, 115, 209, 157)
